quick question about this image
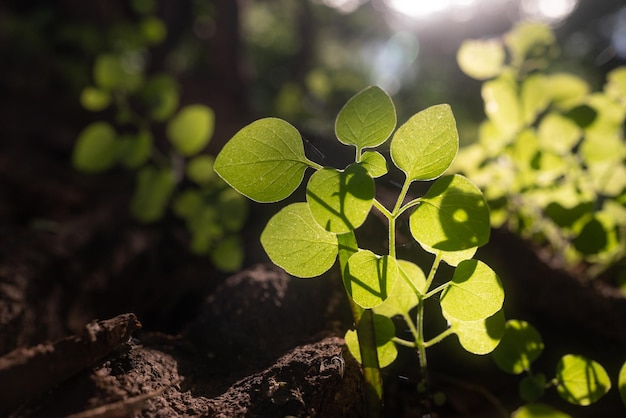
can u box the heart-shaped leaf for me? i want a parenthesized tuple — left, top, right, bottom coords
(555, 354, 611, 406)
(343, 250, 398, 309)
(335, 86, 396, 151)
(391, 104, 458, 182)
(410, 174, 490, 251)
(215, 118, 312, 202)
(374, 259, 425, 317)
(345, 313, 397, 368)
(73, 122, 119, 173)
(260, 202, 338, 278)
(306, 164, 374, 233)
(360, 151, 388, 178)
(440, 259, 504, 322)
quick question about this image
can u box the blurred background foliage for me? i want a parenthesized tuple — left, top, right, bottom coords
(1, 0, 625, 274)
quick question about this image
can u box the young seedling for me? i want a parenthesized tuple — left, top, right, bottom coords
(215, 86, 507, 415)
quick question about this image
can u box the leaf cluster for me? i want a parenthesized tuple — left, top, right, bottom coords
(71, 2, 247, 272)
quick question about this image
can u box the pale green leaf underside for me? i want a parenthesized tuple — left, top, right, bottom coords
(446, 309, 505, 355)
(410, 174, 490, 251)
(440, 259, 504, 322)
(492, 320, 544, 375)
(335, 86, 396, 150)
(306, 164, 374, 233)
(260, 202, 338, 278)
(374, 259, 424, 317)
(214, 118, 311, 202)
(343, 250, 398, 309)
(391, 104, 458, 182)
(556, 354, 611, 406)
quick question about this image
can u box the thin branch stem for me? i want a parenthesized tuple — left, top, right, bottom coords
(423, 328, 455, 348)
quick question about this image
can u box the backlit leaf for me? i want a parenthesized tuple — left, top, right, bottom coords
(73, 122, 118, 173)
(166, 104, 214, 156)
(555, 354, 611, 406)
(343, 250, 398, 309)
(418, 243, 477, 267)
(512, 403, 572, 418)
(118, 130, 152, 169)
(214, 118, 312, 202)
(537, 113, 581, 155)
(345, 314, 397, 368)
(410, 174, 490, 251)
(457, 39, 505, 80)
(505, 21, 554, 67)
(605, 66, 626, 105)
(440, 259, 504, 321)
(619, 361, 626, 407)
(548, 73, 589, 110)
(306, 164, 374, 233)
(260, 203, 338, 278)
(482, 74, 522, 136)
(521, 74, 549, 125)
(187, 155, 217, 186)
(360, 151, 388, 178)
(374, 259, 424, 317)
(80, 86, 111, 111)
(446, 309, 505, 355)
(492, 320, 543, 375)
(141, 74, 179, 121)
(93, 53, 143, 92)
(335, 86, 396, 150)
(211, 235, 244, 272)
(390, 104, 458, 182)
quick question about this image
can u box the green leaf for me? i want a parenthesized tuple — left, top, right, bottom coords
(482, 74, 522, 136)
(511, 403, 572, 418)
(619, 361, 626, 407)
(141, 74, 180, 122)
(360, 151, 388, 178)
(446, 309, 505, 355)
(217, 188, 249, 232)
(166, 104, 214, 157)
(555, 354, 611, 406)
(173, 189, 202, 219)
(80, 86, 111, 111)
(410, 174, 490, 251)
(335, 86, 396, 151)
(187, 155, 217, 186)
(537, 113, 581, 155)
(306, 164, 374, 233)
(456, 39, 505, 80)
(130, 166, 176, 223)
(337, 231, 359, 273)
(519, 373, 547, 403)
(374, 259, 424, 317)
(390, 104, 458, 182)
(118, 130, 152, 169)
(211, 235, 244, 272)
(140, 16, 167, 45)
(345, 314, 397, 368)
(343, 250, 398, 309)
(440, 259, 504, 321)
(214, 118, 312, 202)
(492, 320, 543, 375)
(418, 243, 477, 267)
(548, 74, 589, 110)
(505, 21, 555, 67)
(605, 67, 626, 104)
(73, 122, 119, 173)
(93, 53, 143, 92)
(521, 74, 550, 125)
(260, 202, 338, 278)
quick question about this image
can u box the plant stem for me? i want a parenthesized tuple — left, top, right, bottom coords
(423, 328, 455, 348)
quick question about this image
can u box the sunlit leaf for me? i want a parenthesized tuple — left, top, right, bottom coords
(214, 118, 312, 202)
(548, 73, 589, 110)
(418, 243, 477, 267)
(440, 259, 504, 321)
(166, 104, 214, 157)
(619, 361, 626, 407)
(446, 309, 505, 355)
(343, 250, 398, 309)
(492, 320, 543, 375)
(390, 104, 458, 182)
(537, 113, 581, 155)
(140, 16, 167, 45)
(457, 39, 505, 80)
(217, 188, 249, 232)
(187, 155, 217, 186)
(306, 164, 374, 233)
(410, 174, 490, 251)
(521, 74, 549, 125)
(555, 354, 611, 406)
(345, 314, 397, 368)
(93, 53, 143, 92)
(118, 130, 152, 169)
(505, 21, 555, 67)
(335, 86, 396, 150)
(80, 86, 111, 111)
(211, 235, 244, 272)
(511, 403, 572, 418)
(374, 259, 424, 317)
(605, 66, 626, 105)
(130, 166, 176, 223)
(482, 74, 522, 136)
(260, 202, 337, 278)
(360, 151, 388, 178)
(73, 122, 119, 173)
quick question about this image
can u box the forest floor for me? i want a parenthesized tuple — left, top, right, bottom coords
(1, 135, 626, 418)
